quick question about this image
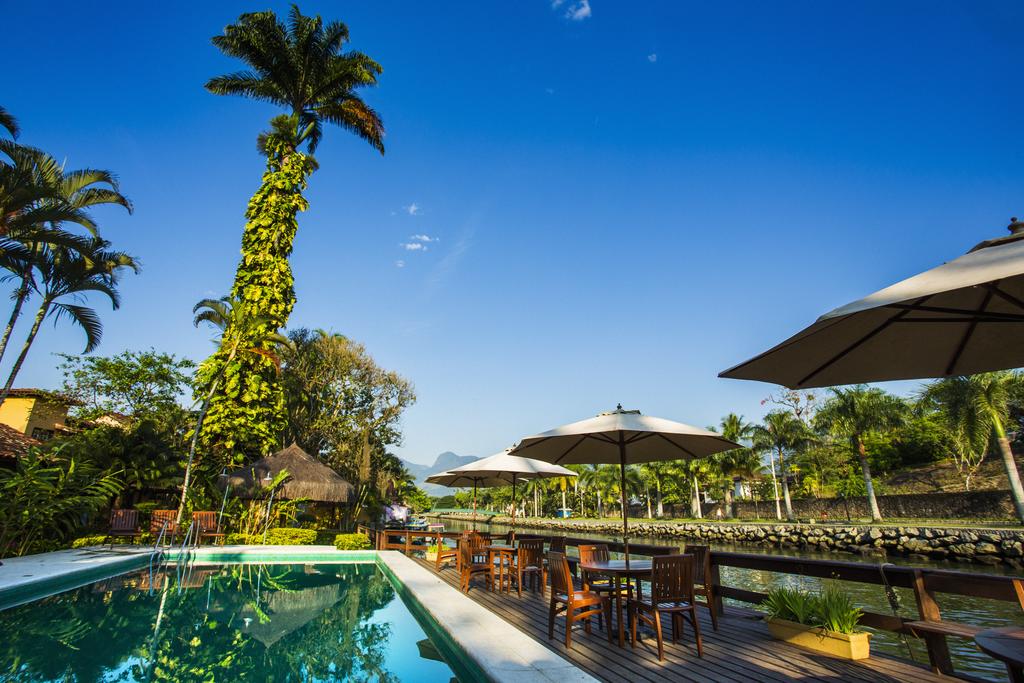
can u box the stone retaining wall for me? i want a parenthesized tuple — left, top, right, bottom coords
(430, 514, 1024, 569)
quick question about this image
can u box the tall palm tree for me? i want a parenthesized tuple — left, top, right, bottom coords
(922, 373, 1024, 523)
(0, 239, 138, 400)
(198, 6, 384, 461)
(711, 413, 755, 517)
(815, 385, 907, 523)
(0, 150, 130, 368)
(178, 296, 293, 523)
(638, 460, 675, 518)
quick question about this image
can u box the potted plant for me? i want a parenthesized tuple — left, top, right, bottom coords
(425, 543, 442, 563)
(761, 585, 869, 660)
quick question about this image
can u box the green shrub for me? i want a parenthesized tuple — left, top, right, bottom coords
(225, 533, 254, 545)
(72, 535, 117, 548)
(761, 585, 863, 634)
(265, 527, 317, 545)
(334, 533, 372, 550)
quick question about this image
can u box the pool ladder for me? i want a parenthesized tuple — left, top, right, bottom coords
(174, 520, 198, 592)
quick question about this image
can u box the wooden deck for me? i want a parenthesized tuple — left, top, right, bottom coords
(413, 557, 946, 683)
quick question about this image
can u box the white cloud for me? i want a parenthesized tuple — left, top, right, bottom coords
(551, 0, 591, 20)
(545, 87, 555, 95)
(395, 260, 406, 268)
(410, 234, 438, 243)
(647, 53, 657, 63)
(400, 242, 426, 251)
(404, 203, 420, 216)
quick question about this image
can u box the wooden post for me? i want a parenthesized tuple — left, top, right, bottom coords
(912, 569, 953, 674)
(709, 560, 725, 617)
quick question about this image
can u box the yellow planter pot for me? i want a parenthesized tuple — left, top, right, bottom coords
(766, 617, 871, 660)
(425, 551, 438, 563)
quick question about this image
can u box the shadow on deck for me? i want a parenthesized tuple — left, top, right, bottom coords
(412, 556, 945, 683)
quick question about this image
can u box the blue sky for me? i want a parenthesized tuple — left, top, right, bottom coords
(3, 1, 1023, 465)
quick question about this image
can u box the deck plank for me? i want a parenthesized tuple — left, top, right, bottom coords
(412, 557, 946, 683)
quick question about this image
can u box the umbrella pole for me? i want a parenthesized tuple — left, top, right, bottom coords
(512, 474, 517, 539)
(473, 480, 478, 531)
(619, 434, 630, 567)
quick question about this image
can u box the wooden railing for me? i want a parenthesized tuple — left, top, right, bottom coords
(358, 524, 1024, 675)
(709, 551, 1024, 675)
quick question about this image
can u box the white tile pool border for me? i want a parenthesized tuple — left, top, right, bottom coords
(0, 545, 597, 683)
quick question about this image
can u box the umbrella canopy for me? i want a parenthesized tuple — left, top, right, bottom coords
(719, 221, 1024, 389)
(224, 443, 355, 503)
(513, 405, 739, 559)
(428, 449, 576, 531)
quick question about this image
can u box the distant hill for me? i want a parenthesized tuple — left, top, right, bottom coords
(402, 451, 480, 495)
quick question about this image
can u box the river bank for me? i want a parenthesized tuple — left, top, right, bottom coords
(427, 513, 1024, 569)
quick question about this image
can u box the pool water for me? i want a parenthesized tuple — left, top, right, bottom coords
(0, 562, 462, 682)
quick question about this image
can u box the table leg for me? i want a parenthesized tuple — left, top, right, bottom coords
(616, 575, 625, 647)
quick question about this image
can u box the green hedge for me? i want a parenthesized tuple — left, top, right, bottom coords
(71, 533, 153, 548)
(334, 533, 372, 550)
(223, 528, 319, 546)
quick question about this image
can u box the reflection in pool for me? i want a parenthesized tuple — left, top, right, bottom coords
(0, 562, 461, 682)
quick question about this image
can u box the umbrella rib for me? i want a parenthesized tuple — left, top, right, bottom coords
(983, 282, 1024, 313)
(884, 302, 1024, 322)
(553, 435, 589, 464)
(796, 296, 930, 387)
(653, 432, 699, 459)
(945, 289, 994, 376)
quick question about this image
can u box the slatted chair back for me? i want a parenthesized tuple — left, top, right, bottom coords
(548, 551, 573, 599)
(518, 539, 545, 569)
(466, 531, 489, 561)
(651, 554, 696, 604)
(549, 535, 567, 553)
(578, 543, 610, 565)
(504, 530, 516, 544)
(150, 510, 177, 535)
(192, 511, 219, 533)
(684, 544, 711, 585)
(110, 509, 138, 532)
(459, 537, 475, 568)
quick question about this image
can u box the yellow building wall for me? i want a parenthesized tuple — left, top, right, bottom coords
(0, 397, 34, 433)
(0, 397, 69, 439)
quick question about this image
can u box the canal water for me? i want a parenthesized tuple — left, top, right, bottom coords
(437, 517, 1024, 681)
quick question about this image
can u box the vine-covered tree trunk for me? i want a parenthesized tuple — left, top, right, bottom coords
(197, 141, 315, 462)
(856, 437, 883, 522)
(779, 449, 795, 521)
(993, 419, 1024, 524)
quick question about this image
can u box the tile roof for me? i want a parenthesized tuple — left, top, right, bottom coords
(0, 424, 40, 460)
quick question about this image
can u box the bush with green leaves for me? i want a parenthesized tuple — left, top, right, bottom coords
(334, 533, 372, 550)
(0, 448, 123, 558)
(266, 527, 317, 545)
(761, 584, 864, 634)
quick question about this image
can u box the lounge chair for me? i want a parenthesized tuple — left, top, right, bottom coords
(150, 509, 179, 543)
(192, 511, 226, 546)
(547, 550, 612, 650)
(628, 553, 703, 660)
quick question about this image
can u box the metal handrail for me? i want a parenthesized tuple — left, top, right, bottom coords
(147, 520, 171, 596)
(174, 520, 197, 593)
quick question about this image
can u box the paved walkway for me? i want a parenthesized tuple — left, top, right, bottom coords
(0, 546, 153, 607)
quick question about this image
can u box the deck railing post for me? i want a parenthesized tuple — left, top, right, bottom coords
(911, 569, 953, 674)
(709, 560, 725, 617)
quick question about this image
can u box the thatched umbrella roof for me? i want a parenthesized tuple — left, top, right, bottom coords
(224, 443, 355, 503)
(239, 581, 345, 647)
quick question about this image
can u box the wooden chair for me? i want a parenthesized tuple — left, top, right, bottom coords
(628, 553, 703, 660)
(434, 531, 458, 572)
(105, 509, 140, 546)
(578, 543, 632, 625)
(514, 539, 546, 596)
(683, 544, 719, 630)
(504, 529, 516, 544)
(547, 551, 612, 650)
(458, 535, 493, 593)
(549, 536, 567, 553)
(192, 511, 226, 546)
(150, 510, 179, 542)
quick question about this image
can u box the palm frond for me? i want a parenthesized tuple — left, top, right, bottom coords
(0, 106, 19, 139)
(49, 303, 103, 352)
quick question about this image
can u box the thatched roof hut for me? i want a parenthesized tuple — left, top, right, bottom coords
(224, 443, 355, 503)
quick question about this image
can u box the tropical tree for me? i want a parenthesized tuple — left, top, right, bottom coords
(0, 151, 130, 368)
(639, 460, 676, 518)
(178, 297, 291, 524)
(0, 239, 138, 400)
(710, 413, 755, 517)
(815, 385, 907, 522)
(198, 7, 384, 460)
(922, 373, 1024, 523)
(0, 106, 18, 139)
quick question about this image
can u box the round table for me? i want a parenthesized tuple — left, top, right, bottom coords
(485, 544, 518, 593)
(579, 559, 653, 646)
(975, 626, 1024, 682)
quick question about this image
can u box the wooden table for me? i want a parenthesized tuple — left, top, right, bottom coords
(486, 544, 518, 593)
(976, 626, 1024, 682)
(579, 559, 653, 647)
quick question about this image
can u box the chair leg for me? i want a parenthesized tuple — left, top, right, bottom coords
(690, 609, 703, 657)
(707, 599, 719, 631)
(605, 598, 614, 643)
(548, 599, 557, 640)
(654, 610, 664, 662)
(629, 605, 638, 648)
(565, 610, 573, 649)
(672, 612, 680, 643)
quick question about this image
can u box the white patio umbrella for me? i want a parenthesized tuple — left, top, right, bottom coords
(424, 470, 521, 527)
(719, 220, 1024, 389)
(512, 405, 739, 560)
(429, 449, 577, 534)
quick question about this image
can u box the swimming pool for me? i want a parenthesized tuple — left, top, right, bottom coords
(0, 559, 477, 682)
